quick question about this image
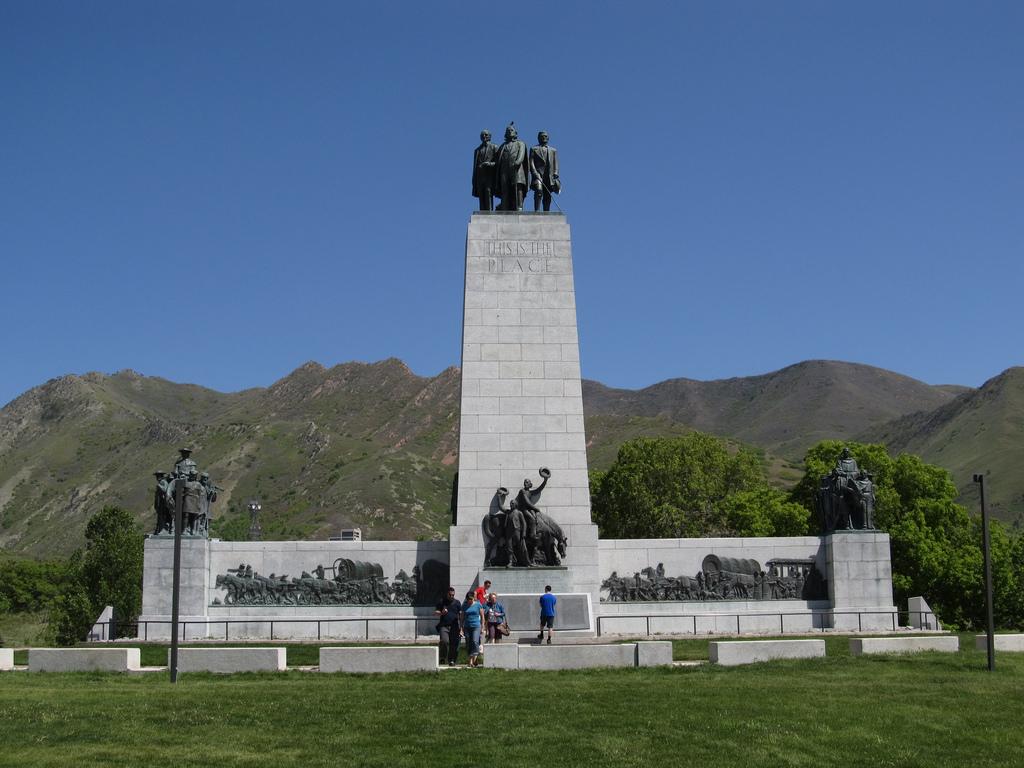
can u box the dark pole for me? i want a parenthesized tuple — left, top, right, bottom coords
(973, 473, 995, 672)
(169, 477, 184, 683)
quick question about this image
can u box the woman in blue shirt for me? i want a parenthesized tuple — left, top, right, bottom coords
(460, 591, 485, 667)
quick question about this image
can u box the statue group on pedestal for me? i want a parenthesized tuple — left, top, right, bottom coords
(815, 448, 876, 532)
(473, 123, 560, 212)
(151, 448, 221, 537)
(483, 468, 568, 567)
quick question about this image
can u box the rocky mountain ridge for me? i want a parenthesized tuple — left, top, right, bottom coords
(1, 358, 1019, 557)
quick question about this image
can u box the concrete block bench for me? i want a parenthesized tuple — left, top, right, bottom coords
(0, 648, 13, 670)
(976, 634, 1024, 652)
(517, 643, 636, 670)
(636, 641, 673, 667)
(319, 646, 438, 673)
(850, 636, 959, 655)
(171, 647, 286, 673)
(709, 640, 826, 666)
(482, 643, 519, 669)
(29, 647, 141, 673)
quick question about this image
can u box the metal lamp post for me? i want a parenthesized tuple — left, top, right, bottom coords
(169, 477, 184, 683)
(248, 499, 263, 541)
(973, 473, 995, 672)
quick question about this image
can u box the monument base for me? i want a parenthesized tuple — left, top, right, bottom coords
(499, 592, 594, 634)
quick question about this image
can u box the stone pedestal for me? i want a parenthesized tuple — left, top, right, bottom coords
(138, 535, 212, 639)
(450, 212, 600, 607)
(825, 531, 897, 630)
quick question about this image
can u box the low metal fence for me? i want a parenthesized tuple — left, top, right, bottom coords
(595, 609, 939, 637)
(90, 609, 939, 643)
(96, 615, 440, 643)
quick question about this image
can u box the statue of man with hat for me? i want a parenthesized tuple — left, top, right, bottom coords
(152, 471, 172, 534)
(495, 122, 529, 211)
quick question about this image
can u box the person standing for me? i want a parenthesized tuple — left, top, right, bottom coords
(434, 587, 462, 667)
(485, 592, 507, 644)
(494, 122, 528, 211)
(529, 131, 560, 211)
(461, 591, 486, 667)
(475, 580, 492, 605)
(537, 585, 556, 644)
(472, 130, 498, 211)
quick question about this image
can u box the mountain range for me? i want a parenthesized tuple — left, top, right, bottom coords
(1, 359, 1020, 557)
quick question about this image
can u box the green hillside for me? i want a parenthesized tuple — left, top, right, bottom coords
(2, 358, 1017, 558)
(863, 367, 1024, 520)
(0, 361, 461, 556)
(582, 360, 960, 459)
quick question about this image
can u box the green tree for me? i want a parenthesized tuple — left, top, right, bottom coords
(0, 558, 74, 613)
(79, 506, 144, 635)
(1000, 532, 1024, 629)
(591, 433, 806, 538)
(722, 488, 811, 537)
(46, 506, 144, 644)
(50, 583, 95, 647)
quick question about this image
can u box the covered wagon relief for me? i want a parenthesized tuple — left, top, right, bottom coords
(600, 554, 828, 603)
(212, 557, 449, 607)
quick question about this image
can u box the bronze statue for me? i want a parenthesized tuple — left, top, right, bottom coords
(199, 471, 219, 536)
(494, 122, 528, 211)
(488, 487, 530, 567)
(174, 447, 197, 479)
(529, 131, 560, 211)
(150, 449, 219, 537)
(485, 469, 565, 567)
(515, 467, 550, 562)
(472, 130, 498, 211)
(533, 509, 567, 565)
(182, 469, 205, 535)
(816, 448, 876, 532)
(484, 488, 510, 567)
(152, 471, 172, 534)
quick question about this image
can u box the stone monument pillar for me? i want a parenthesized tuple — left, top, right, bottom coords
(825, 531, 898, 630)
(138, 536, 212, 640)
(449, 212, 600, 606)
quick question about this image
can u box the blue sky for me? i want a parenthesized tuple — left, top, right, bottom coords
(2, 1, 1021, 407)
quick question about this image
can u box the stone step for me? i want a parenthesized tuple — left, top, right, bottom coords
(850, 636, 959, 655)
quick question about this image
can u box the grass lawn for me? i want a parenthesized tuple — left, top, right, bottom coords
(1, 639, 1021, 768)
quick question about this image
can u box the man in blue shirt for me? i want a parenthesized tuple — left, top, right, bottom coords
(434, 587, 462, 666)
(537, 585, 556, 644)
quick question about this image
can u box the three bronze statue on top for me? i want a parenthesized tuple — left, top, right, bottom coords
(472, 123, 560, 212)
